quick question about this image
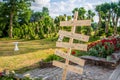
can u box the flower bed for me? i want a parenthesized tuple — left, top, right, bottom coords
(88, 35, 120, 58)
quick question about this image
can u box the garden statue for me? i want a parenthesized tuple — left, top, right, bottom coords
(13, 42, 19, 51)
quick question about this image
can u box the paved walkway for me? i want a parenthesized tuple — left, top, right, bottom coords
(109, 64, 120, 80)
(23, 64, 114, 80)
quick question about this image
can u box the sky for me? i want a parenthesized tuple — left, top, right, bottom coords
(31, 0, 119, 22)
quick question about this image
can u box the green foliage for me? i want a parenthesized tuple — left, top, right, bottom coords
(1, 0, 34, 38)
(12, 16, 56, 40)
(0, 76, 42, 80)
(95, 2, 120, 35)
(43, 54, 63, 62)
(89, 36, 100, 42)
(88, 41, 114, 58)
(42, 7, 49, 17)
(31, 12, 43, 22)
(118, 27, 120, 34)
(74, 50, 89, 57)
(87, 10, 95, 22)
(72, 7, 87, 20)
(88, 48, 99, 57)
(0, 1, 119, 39)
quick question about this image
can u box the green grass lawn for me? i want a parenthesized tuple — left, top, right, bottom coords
(0, 36, 99, 73)
(0, 38, 56, 73)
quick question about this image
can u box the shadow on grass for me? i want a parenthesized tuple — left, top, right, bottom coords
(0, 38, 57, 57)
(15, 62, 40, 74)
(0, 47, 56, 57)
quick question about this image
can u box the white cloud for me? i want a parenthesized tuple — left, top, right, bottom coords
(84, 3, 94, 10)
(94, 16, 99, 23)
(111, 0, 118, 2)
(31, 0, 50, 11)
(31, 0, 118, 22)
(31, 0, 84, 18)
(49, 0, 78, 18)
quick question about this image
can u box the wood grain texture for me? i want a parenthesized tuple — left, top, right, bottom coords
(61, 11, 78, 80)
(55, 50, 85, 66)
(60, 20, 91, 26)
(58, 30, 89, 42)
(56, 42, 88, 51)
(53, 61, 83, 74)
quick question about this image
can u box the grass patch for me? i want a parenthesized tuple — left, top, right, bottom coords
(0, 39, 56, 73)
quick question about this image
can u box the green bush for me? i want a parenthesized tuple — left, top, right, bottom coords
(43, 54, 63, 62)
(88, 41, 114, 58)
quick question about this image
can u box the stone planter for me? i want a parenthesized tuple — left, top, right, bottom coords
(106, 56, 111, 61)
(81, 54, 120, 69)
(39, 61, 54, 68)
(39, 60, 77, 68)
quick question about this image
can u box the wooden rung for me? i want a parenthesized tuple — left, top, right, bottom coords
(53, 61, 83, 74)
(56, 42, 88, 51)
(58, 30, 89, 42)
(55, 50, 85, 66)
(60, 20, 91, 26)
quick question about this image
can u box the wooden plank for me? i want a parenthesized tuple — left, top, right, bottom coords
(55, 50, 85, 66)
(56, 42, 88, 51)
(62, 11, 78, 80)
(53, 61, 83, 74)
(58, 30, 89, 42)
(60, 20, 91, 26)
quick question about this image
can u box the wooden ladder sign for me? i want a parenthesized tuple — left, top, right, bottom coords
(52, 11, 91, 80)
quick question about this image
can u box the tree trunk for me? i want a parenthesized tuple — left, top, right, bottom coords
(114, 16, 119, 35)
(9, 12, 14, 38)
(105, 21, 109, 33)
(105, 11, 111, 34)
(114, 25, 117, 35)
(95, 12, 101, 36)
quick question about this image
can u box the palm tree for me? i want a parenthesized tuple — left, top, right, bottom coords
(87, 10, 95, 22)
(100, 3, 111, 33)
(72, 7, 86, 20)
(95, 5, 102, 35)
(111, 2, 120, 35)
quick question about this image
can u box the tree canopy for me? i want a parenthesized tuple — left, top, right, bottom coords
(0, 1, 119, 39)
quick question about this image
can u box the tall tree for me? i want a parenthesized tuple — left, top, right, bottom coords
(67, 16, 72, 21)
(18, 9, 32, 24)
(95, 5, 102, 35)
(42, 7, 49, 17)
(30, 11, 43, 22)
(111, 2, 120, 34)
(2, 0, 34, 38)
(100, 3, 111, 33)
(72, 7, 86, 20)
(95, 2, 120, 35)
(87, 10, 95, 22)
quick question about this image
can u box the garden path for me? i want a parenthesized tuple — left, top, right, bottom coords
(109, 64, 120, 80)
(23, 64, 114, 80)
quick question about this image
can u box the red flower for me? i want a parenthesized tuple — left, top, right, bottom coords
(0, 72, 2, 77)
(71, 51, 76, 55)
(101, 39, 107, 45)
(104, 45, 108, 50)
